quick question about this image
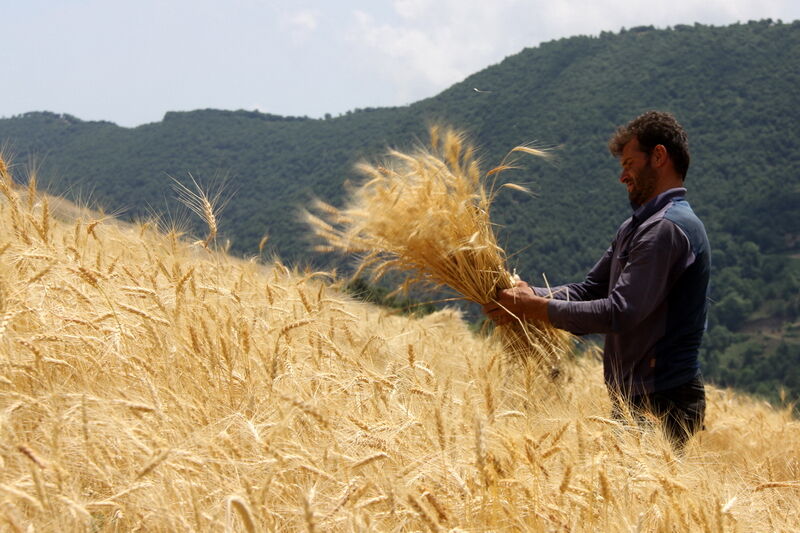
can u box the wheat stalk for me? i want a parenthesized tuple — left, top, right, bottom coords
(171, 173, 224, 249)
(227, 495, 257, 533)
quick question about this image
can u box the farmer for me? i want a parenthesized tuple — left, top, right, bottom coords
(484, 111, 709, 451)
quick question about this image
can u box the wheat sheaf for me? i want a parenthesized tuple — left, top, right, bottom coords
(308, 126, 572, 376)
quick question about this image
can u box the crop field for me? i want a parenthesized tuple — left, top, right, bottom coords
(1, 159, 799, 532)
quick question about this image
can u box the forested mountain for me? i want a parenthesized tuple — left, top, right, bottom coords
(1, 20, 798, 404)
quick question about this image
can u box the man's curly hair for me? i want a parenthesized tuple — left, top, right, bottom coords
(609, 111, 691, 179)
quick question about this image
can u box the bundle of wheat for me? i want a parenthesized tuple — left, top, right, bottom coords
(308, 126, 572, 375)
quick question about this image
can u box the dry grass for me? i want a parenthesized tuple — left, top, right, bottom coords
(1, 154, 799, 531)
(308, 126, 572, 376)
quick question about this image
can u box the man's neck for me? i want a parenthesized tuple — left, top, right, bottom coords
(644, 174, 685, 205)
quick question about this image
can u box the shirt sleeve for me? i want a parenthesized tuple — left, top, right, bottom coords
(546, 219, 694, 335)
(533, 245, 613, 301)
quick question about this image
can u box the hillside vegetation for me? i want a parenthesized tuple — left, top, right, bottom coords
(1, 22, 798, 408)
(2, 160, 800, 530)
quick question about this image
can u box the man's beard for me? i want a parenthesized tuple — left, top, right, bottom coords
(628, 162, 658, 208)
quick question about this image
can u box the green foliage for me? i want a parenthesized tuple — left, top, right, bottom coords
(1, 20, 799, 405)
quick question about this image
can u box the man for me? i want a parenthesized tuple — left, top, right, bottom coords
(484, 111, 710, 451)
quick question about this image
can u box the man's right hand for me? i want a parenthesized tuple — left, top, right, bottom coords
(482, 280, 551, 326)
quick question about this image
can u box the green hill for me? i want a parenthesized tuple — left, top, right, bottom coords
(1, 20, 799, 404)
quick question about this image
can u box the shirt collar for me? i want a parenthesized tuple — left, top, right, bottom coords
(631, 187, 687, 224)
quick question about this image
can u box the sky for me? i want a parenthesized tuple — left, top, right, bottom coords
(3, 0, 798, 128)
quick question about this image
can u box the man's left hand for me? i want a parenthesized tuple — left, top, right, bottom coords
(482, 280, 551, 326)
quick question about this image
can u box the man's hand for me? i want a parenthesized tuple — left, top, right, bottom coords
(482, 280, 551, 326)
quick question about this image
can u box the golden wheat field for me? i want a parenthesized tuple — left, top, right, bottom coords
(1, 162, 799, 532)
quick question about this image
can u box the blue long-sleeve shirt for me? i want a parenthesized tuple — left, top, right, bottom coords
(537, 188, 710, 396)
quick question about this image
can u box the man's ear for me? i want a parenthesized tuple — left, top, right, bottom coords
(652, 144, 668, 167)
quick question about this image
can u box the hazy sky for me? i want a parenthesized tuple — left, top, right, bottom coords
(3, 0, 798, 127)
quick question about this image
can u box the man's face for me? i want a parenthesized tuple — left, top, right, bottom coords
(619, 138, 658, 208)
